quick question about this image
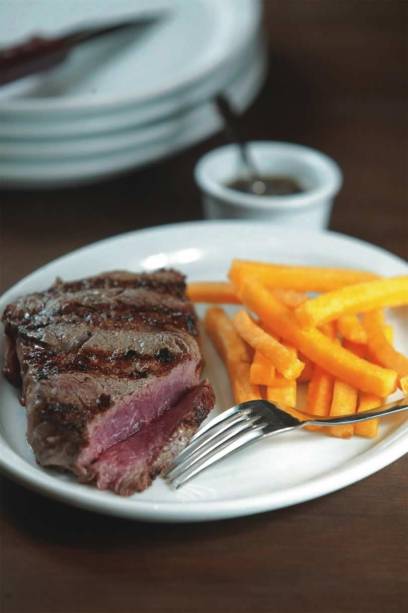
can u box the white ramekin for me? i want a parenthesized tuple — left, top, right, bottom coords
(194, 141, 343, 229)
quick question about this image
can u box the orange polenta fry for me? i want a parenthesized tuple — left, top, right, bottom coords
(273, 288, 308, 308)
(305, 324, 335, 432)
(329, 379, 357, 438)
(337, 314, 367, 344)
(363, 310, 408, 376)
(250, 350, 276, 386)
(268, 374, 300, 388)
(384, 324, 394, 343)
(319, 321, 337, 339)
(232, 361, 262, 404)
(295, 276, 408, 328)
(343, 339, 380, 437)
(306, 366, 333, 417)
(204, 307, 261, 404)
(297, 355, 314, 382)
(205, 307, 249, 363)
(354, 393, 381, 438)
(237, 278, 397, 397)
(342, 339, 366, 359)
(400, 376, 408, 394)
(267, 375, 297, 408)
(229, 259, 378, 292)
(233, 310, 304, 379)
(187, 281, 240, 304)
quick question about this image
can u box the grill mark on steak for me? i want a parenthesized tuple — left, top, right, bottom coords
(53, 269, 187, 297)
(4, 288, 198, 337)
(16, 329, 199, 384)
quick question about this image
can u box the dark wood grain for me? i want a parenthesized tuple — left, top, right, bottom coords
(0, 2, 407, 612)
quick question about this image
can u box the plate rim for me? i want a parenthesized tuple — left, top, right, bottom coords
(0, 220, 407, 522)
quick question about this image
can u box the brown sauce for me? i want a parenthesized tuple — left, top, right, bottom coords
(226, 175, 304, 196)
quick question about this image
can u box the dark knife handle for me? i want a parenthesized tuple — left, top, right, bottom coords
(0, 36, 70, 86)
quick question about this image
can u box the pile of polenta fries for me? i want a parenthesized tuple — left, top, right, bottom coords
(188, 260, 408, 439)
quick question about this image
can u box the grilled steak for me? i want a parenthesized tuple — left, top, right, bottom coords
(2, 269, 215, 495)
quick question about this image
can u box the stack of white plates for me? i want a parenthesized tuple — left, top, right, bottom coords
(0, 0, 266, 187)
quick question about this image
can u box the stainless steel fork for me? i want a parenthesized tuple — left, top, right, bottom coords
(164, 396, 408, 488)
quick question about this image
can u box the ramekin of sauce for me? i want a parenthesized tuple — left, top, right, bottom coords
(194, 142, 342, 229)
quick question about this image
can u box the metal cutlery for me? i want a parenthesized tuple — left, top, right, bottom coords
(165, 396, 408, 488)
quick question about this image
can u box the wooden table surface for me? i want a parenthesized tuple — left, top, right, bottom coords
(0, 2, 407, 612)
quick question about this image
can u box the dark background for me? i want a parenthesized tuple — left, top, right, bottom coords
(0, 2, 407, 613)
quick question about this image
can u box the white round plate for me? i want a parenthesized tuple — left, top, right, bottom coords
(0, 0, 260, 117)
(0, 45, 266, 187)
(0, 221, 407, 522)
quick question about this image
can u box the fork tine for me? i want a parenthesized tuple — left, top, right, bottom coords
(165, 413, 264, 480)
(166, 410, 256, 469)
(169, 427, 265, 489)
(188, 403, 251, 444)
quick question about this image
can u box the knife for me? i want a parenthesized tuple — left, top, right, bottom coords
(0, 15, 164, 87)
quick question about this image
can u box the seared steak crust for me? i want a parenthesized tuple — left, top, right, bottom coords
(2, 269, 214, 494)
(54, 269, 188, 297)
(3, 270, 197, 338)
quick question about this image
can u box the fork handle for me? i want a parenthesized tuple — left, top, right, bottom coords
(304, 396, 408, 427)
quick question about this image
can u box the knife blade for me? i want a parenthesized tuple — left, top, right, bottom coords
(0, 15, 165, 87)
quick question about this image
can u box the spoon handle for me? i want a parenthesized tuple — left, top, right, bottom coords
(214, 94, 259, 178)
